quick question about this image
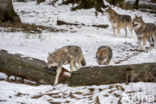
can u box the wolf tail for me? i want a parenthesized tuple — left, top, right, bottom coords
(81, 56, 86, 66)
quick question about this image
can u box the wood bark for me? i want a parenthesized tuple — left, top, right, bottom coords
(0, 49, 156, 86)
(0, 0, 21, 23)
(70, 63, 156, 86)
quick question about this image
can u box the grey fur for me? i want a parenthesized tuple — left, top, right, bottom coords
(103, 7, 133, 37)
(47, 45, 86, 85)
(133, 16, 156, 50)
(96, 46, 113, 65)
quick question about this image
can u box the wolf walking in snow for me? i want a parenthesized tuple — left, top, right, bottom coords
(47, 45, 86, 85)
(96, 46, 113, 65)
(103, 7, 133, 37)
(133, 15, 156, 50)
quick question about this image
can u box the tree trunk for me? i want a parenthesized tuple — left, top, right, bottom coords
(62, 0, 106, 13)
(134, 0, 140, 9)
(0, 50, 155, 86)
(0, 0, 21, 23)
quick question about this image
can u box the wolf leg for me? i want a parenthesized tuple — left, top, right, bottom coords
(153, 35, 156, 48)
(77, 61, 82, 70)
(103, 59, 109, 65)
(74, 61, 78, 70)
(54, 65, 62, 85)
(70, 59, 74, 72)
(112, 26, 116, 35)
(148, 38, 152, 48)
(143, 37, 146, 50)
(128, 23, 133, 37)
(117, 26, 120, 37)
(138, 39, 142, 50)
(5, 75, 10, 81)
(15, 76, 17, 80)
(124, 28, 127, 37)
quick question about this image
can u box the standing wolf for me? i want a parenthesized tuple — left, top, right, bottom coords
(133, 15, 156, 50)
(96, 46, 113, 65)
(47, 45, 86, 85)
(103, 7, 133, 37)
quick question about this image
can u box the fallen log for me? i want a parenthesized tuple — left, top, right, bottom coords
(69, 64, 156, 86)
(0, 49, 155, 86)
(0, 50, 69, 84)
(57, 20, 108, 29)
(0, 22, 67, 33)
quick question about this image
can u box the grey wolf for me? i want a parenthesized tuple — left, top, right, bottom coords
(47, 45, 86, 85)
(103, 7, 133, 37)
(133, 15, 156, 50)
(96, 46, 113, 65)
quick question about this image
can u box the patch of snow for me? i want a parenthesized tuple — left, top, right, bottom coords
(0, 0, 156, 104)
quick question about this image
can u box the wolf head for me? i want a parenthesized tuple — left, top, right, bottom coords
(103, 7, 112, 15)
(96, 50, 109, 65)
(103, 7, 116, 16)
(133, 15, 144, 27)
(47, 53, 58, 68)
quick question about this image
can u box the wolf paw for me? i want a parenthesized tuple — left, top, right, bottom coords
(54, 81, 58, 85)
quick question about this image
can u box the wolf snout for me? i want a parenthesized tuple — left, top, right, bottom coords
(132, 22, 137, 27)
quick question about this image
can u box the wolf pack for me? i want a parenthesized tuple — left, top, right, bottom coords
(47, 7, 156, 85)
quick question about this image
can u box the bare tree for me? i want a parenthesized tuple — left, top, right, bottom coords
(134, 0, 140, 9)
(0, 0, 21, 23)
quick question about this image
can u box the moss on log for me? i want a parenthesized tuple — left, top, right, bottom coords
(0, 49, 155, 86)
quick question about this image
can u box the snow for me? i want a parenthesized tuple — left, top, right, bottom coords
(0, 0, 156, 104)
(1, 1, 156, 65)
(0, 81, 155, 104)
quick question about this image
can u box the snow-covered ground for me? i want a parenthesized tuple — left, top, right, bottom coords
(0, 80, 155, 104)
(0, 0, 156, 104)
